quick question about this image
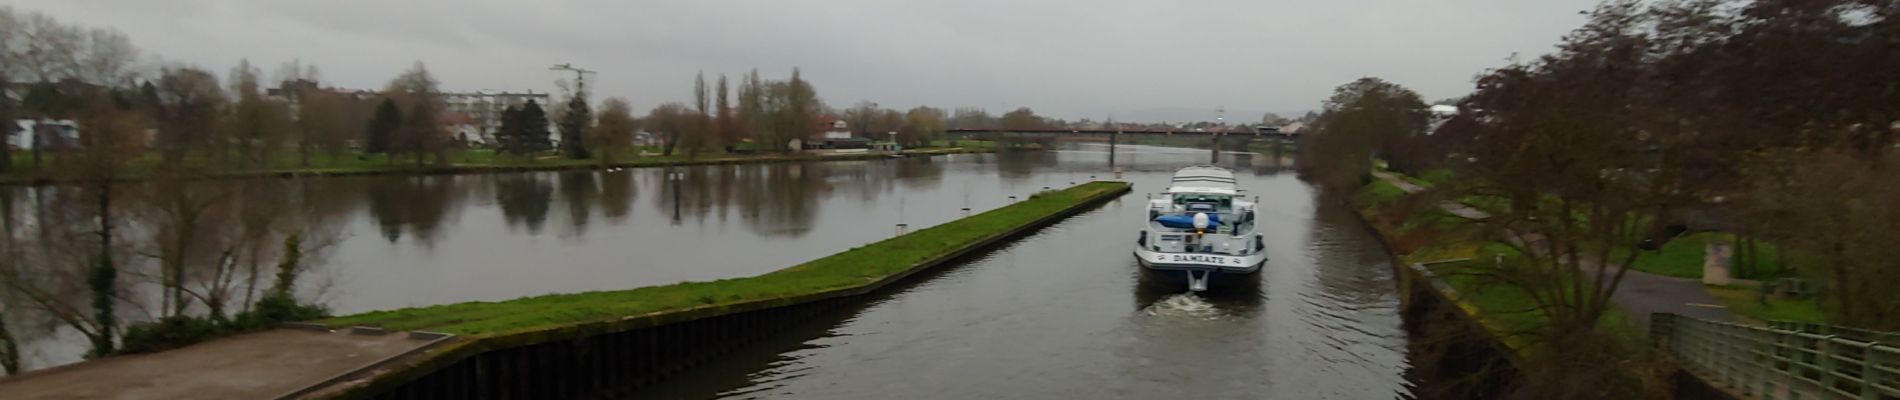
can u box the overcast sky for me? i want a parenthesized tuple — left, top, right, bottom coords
(18, 0, 1600, 122)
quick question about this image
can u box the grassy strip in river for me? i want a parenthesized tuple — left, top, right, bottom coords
(322, 180, 1130, 336)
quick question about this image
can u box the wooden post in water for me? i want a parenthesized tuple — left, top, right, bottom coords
(1108, 130, 1118, 168)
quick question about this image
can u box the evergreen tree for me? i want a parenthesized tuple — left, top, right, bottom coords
(496, 105, 522, 155)
(518, 100, 551, 153)
(365, 98, 400, 155)
(559, 96, 591, 159)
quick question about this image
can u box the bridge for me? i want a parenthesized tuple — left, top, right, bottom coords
(945, 128, 1299, 141)
(944, 128, 1299, 162)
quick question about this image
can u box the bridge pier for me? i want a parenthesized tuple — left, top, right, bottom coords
(1210, 136, 1221, 163)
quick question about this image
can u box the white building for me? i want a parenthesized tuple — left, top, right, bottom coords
(1280, 121, 1306, 134)
(442, 90, 551, 144)
(822, 120, 851, 139)
(1427, 105, 1459, 134)
(9, 119, 79, 150)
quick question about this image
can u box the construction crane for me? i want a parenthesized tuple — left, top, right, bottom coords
(549, 63, 596, 97)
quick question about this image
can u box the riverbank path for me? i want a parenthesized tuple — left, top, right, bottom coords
(1370, 170, 1733, 328)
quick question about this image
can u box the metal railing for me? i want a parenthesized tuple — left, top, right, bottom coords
(1772, 321, 1900, 348)
(1653, 313, 1900, 400)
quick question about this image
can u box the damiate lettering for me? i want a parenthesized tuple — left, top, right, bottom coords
(1168, 254, 1242, 265)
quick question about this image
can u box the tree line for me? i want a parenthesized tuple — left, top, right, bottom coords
(0, 4, 1085, 373)
(1302, 0, 1900, 397)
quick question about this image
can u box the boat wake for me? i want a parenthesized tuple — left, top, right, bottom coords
(1141, 293, 1224, 320)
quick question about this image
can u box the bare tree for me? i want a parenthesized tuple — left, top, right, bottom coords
(1297, 77, 1428, 188)
(687, 72, 711, 159)
(51, 100, 144, 356)
(648, 102, 688, 156)
(773, 68, 820, 152)
(385, 62, 448, 168)
(224, 59, 288, 168)
(276, 60, 325, 167)
(999, 107, 1044, 130)
(592, 97, 637, 166)
(738, 69, 767, 148)
(842, 101, 881, 137)
(948, 107, 994, 129)
(714, 75, 737, 150)
(872, 108, 903, 141)
(902, 106, 945, 147)
(0, 6, 140, 86)
(151, 66, 225, 171)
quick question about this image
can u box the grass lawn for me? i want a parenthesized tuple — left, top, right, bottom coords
(1705, 284, 1826, 325)
(1357, 178, 1408, 208)
(322, 181, 1128, 336)
(1434, 243, 1649, 351)
(1625, 232, 1790, 279)
(1396, 169, 1452, 189)
(1358, 173, 1647, 352)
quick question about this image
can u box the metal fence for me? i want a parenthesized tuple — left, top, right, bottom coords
(1653, 313, 1900, 400)
(1772, 321, 1900, 349)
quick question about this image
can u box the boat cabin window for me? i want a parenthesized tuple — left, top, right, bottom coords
(1172, 195, 1232, 211)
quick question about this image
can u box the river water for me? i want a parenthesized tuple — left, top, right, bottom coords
(636, 145, 1417, 399)
(8, 145, 1415, 399)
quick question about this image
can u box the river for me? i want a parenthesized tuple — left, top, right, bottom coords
(633, 144, 1416, 399)
(7, 144, 1416, 399)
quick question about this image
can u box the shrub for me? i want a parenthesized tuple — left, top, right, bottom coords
(231, 292, 329, 331)
(119, 316, 223, 354)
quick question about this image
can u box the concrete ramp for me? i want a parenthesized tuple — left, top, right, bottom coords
(0, 327, 448, 400)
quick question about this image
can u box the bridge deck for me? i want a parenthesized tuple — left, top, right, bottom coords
(946, 128, 1294, 139)
(0, 328, 441, 400)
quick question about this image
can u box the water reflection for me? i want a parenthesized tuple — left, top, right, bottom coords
(559, 172, 599, 235)
(496, 174, 553, 234)
(365, 176, 464, 244)
(598, 169, 635, 222)
(995, 149, 1059, 183)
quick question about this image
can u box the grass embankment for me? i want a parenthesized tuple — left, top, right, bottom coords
(323, 181, 1129, 336)
(1362, 169, 1826, 334)
(1, 142, 1001, 183)
(1621, 232, 1790, 279)
(1354, 169, 1643, 352)
(1705, 284, 1825, 324)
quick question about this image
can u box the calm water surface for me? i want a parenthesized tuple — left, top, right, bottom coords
(12, 145, 1413, 399)
(637, 145, 1416, 399)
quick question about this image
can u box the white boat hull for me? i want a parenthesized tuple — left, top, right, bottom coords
(1133, 248, 1266, 291)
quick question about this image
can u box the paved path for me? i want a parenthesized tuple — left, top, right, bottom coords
(0, 328, 440, 400)
(1370, 170, 1731, 328)
(1369, 171, 1491, 220)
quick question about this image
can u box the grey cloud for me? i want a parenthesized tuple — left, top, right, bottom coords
(18, 0, 1598, 120)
